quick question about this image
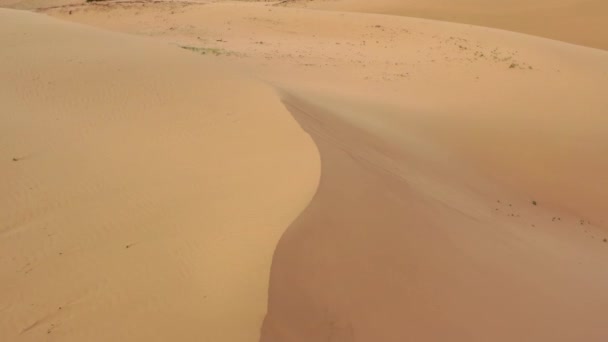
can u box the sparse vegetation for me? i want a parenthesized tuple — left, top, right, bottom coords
(180, 45, 239, 57)
(532, 200, 537, 206)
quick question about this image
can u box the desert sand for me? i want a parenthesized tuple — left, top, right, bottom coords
(1, 1, 608, 341)
(0, 8, 318, 341)
(282, 0, 608, 50)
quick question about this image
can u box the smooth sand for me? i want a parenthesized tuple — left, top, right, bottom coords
(0, 8, 319, 342)
(2, 1, 608, 341)
(283, 0, 608, 50)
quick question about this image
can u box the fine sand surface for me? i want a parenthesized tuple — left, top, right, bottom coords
(0, 8, 319, 342)
(0, 0, 82, 10)
(2, 1, 608, 341)
(283, 0, 608, 50)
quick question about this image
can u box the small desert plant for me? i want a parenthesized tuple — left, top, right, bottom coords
(532, 200, 537, 206)
(180, 45, 233, 56)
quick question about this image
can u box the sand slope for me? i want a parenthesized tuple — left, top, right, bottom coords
(0, 0, 83, 10)
(254, 9, 608, 340)
(43, 0, 608, 222)
(0, 9, 319, 342)
(262, 89, 608, 341)
(284, 0, 608, 50)
(2, 1, 608, 341)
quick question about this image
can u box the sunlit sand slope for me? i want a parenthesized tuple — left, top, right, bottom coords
(0, 9, 319, 342)
(283, 0, 608, 50)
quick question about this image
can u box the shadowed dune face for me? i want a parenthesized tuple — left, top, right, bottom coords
(261, 92, 608, 341)
(0, 9, 319, 342)
(283, 0, 608, 50)
(1, 1, 608, 342)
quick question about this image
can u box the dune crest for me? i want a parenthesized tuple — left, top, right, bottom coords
(261, 87, 608, 341)
(282, 0, 608, 50)
(0, 9, 319, 342)
(1, 1, 607, 341)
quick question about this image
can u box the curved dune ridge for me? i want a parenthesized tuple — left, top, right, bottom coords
(0, 9, 319, 342)
(1, 1, 608, 341)
(0, 0, 82, 9)
(262, 88, 608, 341)
(282, 0, 608, 50)
(256, 8, 608, 339)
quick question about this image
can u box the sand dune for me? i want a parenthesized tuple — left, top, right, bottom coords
(0, 0, 82, 10)
(262, 88, 608, 341)
(0, 8, 318, 341)
(41, 0, 608, 221)
(283, 0, 608, 50)
(2, 1, 608, 341)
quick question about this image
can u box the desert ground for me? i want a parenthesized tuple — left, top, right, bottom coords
(1, 1, 607, 341)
